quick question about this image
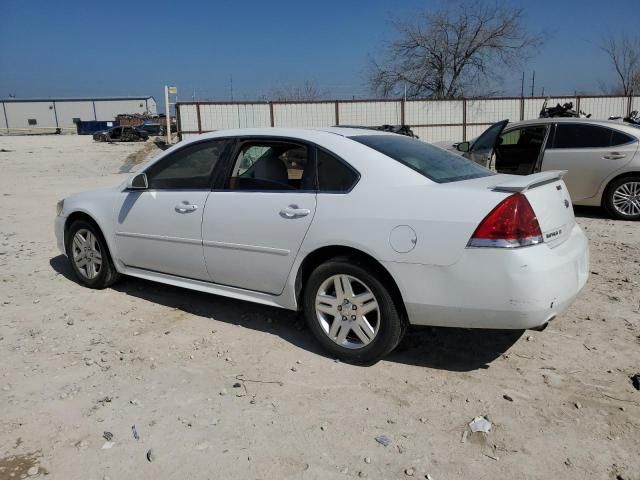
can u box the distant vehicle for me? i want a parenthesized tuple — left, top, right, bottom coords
(136, 123, 179, 136)
(454, 118, 640, 220)
(55, 127, 588, 362)
(92, 126, 148, 142)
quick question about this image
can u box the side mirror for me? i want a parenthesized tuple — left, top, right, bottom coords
(456, 141, 470, 153)
(128, 172, 148, 190)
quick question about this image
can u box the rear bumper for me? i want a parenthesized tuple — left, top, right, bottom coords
(384, 223, 589, 329)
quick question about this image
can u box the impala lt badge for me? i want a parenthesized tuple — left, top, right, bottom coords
(545, 229, 563, 240)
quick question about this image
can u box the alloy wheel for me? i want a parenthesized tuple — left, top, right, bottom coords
(612, 181, 640, 217)
(71, 229, 102, 279)
(315, 274, 380, 349)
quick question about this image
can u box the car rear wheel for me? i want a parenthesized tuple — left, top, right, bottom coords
(604, 176, 640, 220)
(66, 220, 121, 289)
(303, 259, 405, 363)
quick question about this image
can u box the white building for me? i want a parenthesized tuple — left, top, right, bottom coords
(0, 96, 157, 130)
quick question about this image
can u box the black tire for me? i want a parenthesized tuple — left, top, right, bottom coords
(65, 220, 121, 289)
(303, 259, 405, 363)
(604, 175, 640, 220)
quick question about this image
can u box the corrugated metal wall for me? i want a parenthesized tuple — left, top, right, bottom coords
(1, 98, 157, 130)
(178, 95, 640, 141)
(53, 101, 96, 127)
(3, 101, 57, 129)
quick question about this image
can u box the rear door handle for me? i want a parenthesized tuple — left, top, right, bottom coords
(603, 152, 626, 160)
(280, 204, 310, 219)
(175, 202, 198, 213)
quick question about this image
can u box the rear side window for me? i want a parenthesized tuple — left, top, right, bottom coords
(611, 130, 634, 146)
(552, 124, 633, 149)
(351, 135, 493, 183)
(317, 149, 358, 192)
(225, 141, 314, 191)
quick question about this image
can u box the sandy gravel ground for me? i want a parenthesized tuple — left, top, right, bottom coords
(0, 135, 638, 480)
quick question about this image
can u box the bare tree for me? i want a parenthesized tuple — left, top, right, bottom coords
(270, 80, 327, 101)
(369, 1, 543, 99)
(600, 34, 640, 95)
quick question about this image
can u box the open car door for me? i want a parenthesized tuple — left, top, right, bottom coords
(462, 120, 509, 169)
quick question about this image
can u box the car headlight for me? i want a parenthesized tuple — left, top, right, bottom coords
(56, 199, 65, 216)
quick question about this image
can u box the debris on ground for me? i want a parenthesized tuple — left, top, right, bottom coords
(503, 394, 513, 402)
(146, 449, 154, 462)
(375, 434, 391, 447)
(102, 441, 114, 449)
(131, 425, 139, 440)
(631, 374, 640, 391)
(102, 432, 113, 441)
(404, 467, 415, 476)
(469, 416, 492, 433)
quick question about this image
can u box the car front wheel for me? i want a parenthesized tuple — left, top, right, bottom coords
(66, 220, 121, 289)
(605, 176, 640, 220)
(303, 259, 405, 363)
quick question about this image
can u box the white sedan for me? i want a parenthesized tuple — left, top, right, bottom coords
(55, 127, 589, 362)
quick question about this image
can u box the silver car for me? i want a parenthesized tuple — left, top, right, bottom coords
(455, 118, 640, 220)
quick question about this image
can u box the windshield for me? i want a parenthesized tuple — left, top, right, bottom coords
(351, 135, 494, 183)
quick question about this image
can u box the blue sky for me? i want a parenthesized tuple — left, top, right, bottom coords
(1, 0, 638, 109)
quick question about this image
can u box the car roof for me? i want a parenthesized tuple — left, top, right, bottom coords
(182, 127, 393, 148)
(509, 117, 634, 128)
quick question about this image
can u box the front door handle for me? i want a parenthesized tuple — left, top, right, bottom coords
(280, 204, 310, 219)
(175, 202, 198, 213)
(603, 152, 626, 160)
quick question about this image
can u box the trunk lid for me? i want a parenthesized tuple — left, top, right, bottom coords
(490, 170, 575, 247)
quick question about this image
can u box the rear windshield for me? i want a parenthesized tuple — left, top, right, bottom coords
(351, 135, 494, 183)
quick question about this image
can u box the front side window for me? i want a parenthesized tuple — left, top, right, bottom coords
(552, 124, 627, 149)
(352, 135, 493, 183)
(146, 139, 229, 189)
(226, 141, 314, 191)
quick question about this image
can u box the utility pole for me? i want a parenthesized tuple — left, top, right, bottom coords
(164, 85, 177, 144)
(230, 74, 234, 102)
(520, 72, 525, 97)
(530, 71, 535, 97)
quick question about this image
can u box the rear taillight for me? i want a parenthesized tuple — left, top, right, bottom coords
(468, 193, 543, 248)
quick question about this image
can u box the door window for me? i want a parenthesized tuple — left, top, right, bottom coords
(552, 124, 630, 149)
(317, 149, 359, 192)
(495, 125, 547, 174)
(226, 141, 314, 191)
(499, 126, 546, 148)
(145, 139, 229, 190)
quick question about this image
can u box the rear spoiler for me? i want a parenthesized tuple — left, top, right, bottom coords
(490, 170, 567, 193)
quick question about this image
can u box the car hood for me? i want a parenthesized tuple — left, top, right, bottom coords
(66, 184, 123, 203)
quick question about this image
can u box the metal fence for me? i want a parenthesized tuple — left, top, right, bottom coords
(176, 95, 640, 142)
